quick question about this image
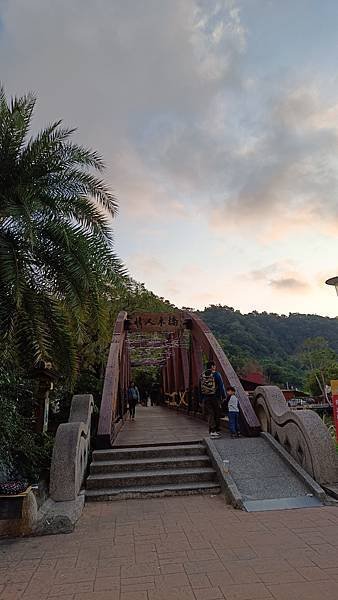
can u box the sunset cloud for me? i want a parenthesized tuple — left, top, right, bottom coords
(3, 0, 337, 238)
(1, 0, 338, 315)
(269, 278, 310, 293)
(249, 262, 311, 295)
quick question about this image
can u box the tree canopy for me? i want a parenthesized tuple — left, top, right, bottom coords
(198, 305, 338, 390)
(0, 87, 174, 478)
(0, 86, 125, 376)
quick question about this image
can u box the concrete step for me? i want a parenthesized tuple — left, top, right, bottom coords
(87, 441, 221, 502)
(85, 481, 221, 501)
(86, 467, 217, 489)
(90, 455, 211, 474)
(92, 443, 206, 462)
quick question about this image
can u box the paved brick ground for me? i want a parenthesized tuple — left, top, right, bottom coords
(1, 495, 338, 599)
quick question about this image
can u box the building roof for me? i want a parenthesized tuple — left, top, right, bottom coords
(240, 372, 266, 385)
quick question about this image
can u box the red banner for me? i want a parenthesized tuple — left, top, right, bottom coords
(331, 380, 338, 442)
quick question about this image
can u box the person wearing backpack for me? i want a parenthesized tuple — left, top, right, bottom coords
(200, 361, 226, 438)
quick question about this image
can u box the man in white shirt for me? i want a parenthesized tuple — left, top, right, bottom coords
(226, 386, 240, 438)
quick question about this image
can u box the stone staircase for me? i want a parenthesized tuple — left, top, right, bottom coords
(85, 442, 220, 500)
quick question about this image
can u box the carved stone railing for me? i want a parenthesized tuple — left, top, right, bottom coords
(50, 394, 93, 501)
(253, 386, 337, 485)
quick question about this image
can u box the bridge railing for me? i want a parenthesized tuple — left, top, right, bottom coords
(96, 311, 128, 448)
(254, 385, 338, 484)
(186, 312, 261, 436)
(50, 394, 93, 501)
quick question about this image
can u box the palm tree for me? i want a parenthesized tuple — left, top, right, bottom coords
(0, 86, 125, 380)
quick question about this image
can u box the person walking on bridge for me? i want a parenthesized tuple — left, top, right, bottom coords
(200, 361, 226, 438)
(127, 382, 140, 420)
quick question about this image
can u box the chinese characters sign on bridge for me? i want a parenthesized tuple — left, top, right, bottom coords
(331, 380, 338, 442)
(127, 312, 186, 333)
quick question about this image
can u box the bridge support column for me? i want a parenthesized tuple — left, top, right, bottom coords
(180, 345, 189, 390)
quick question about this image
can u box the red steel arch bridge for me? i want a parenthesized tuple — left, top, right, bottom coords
(97, 310, 261, 448)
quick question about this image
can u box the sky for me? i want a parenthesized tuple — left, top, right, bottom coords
(0, 0, 338, 316)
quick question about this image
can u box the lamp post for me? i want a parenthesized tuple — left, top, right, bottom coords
(325, 276, 338, 295)
(29, 361, 58, 433)
(325, 276, 338, 441)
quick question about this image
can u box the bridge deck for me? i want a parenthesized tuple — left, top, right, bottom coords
(114, 405, 209, 446)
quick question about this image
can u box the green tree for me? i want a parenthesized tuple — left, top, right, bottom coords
(199, 305, 338, 388)
(0, 367, 54, 481)
(0, 86, 124, 377)
(72, 280, 175, 410)
(298, 337, 338, 398)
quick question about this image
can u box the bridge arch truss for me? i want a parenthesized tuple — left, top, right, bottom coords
(97, 310, 260, 448)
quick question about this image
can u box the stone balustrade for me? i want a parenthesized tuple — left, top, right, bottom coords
(253, 385, 337, 485)
(50, 394, 93, 502)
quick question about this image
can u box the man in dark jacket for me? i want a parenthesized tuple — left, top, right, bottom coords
(200, 361, 226, 438)
(127, 382, 140, 420)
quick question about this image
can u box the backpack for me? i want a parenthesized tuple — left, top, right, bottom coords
(129, 387, 138, 401)
(200, 370, 216, 395)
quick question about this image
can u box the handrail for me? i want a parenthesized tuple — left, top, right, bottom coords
(96, 310, 128, 448)
(186, 311, 261, 435)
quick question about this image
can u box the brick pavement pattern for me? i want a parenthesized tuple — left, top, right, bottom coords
(1, 495, 338, 600)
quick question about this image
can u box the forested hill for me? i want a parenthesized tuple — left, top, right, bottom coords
(197, 305, 338, 387)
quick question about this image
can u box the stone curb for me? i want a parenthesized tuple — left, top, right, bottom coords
(203, 437, 244, 510)
(261, 432, 326, 501)
(86, 486, 219, 501)
(33, 491, 85, 536)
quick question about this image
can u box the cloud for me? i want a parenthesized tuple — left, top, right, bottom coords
(1, 0, 338, 317)
(0, 0, 248, 219)
(129, 71, 338, 239)
(250, 263, 280, 281)
(128, 255, 164, 278)
(0, 0, 246, 132)
(0, 0, 246, 202)
(269, 277, 310, 292)
(249, 261, 311, 294)
(109, 143, 190, 219)
(10, 0, 335, 243)
(2, 1, 338, 244)
(169, 82, 338, 239)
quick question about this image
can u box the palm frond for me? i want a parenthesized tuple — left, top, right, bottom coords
(0, 86, 125, 380)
